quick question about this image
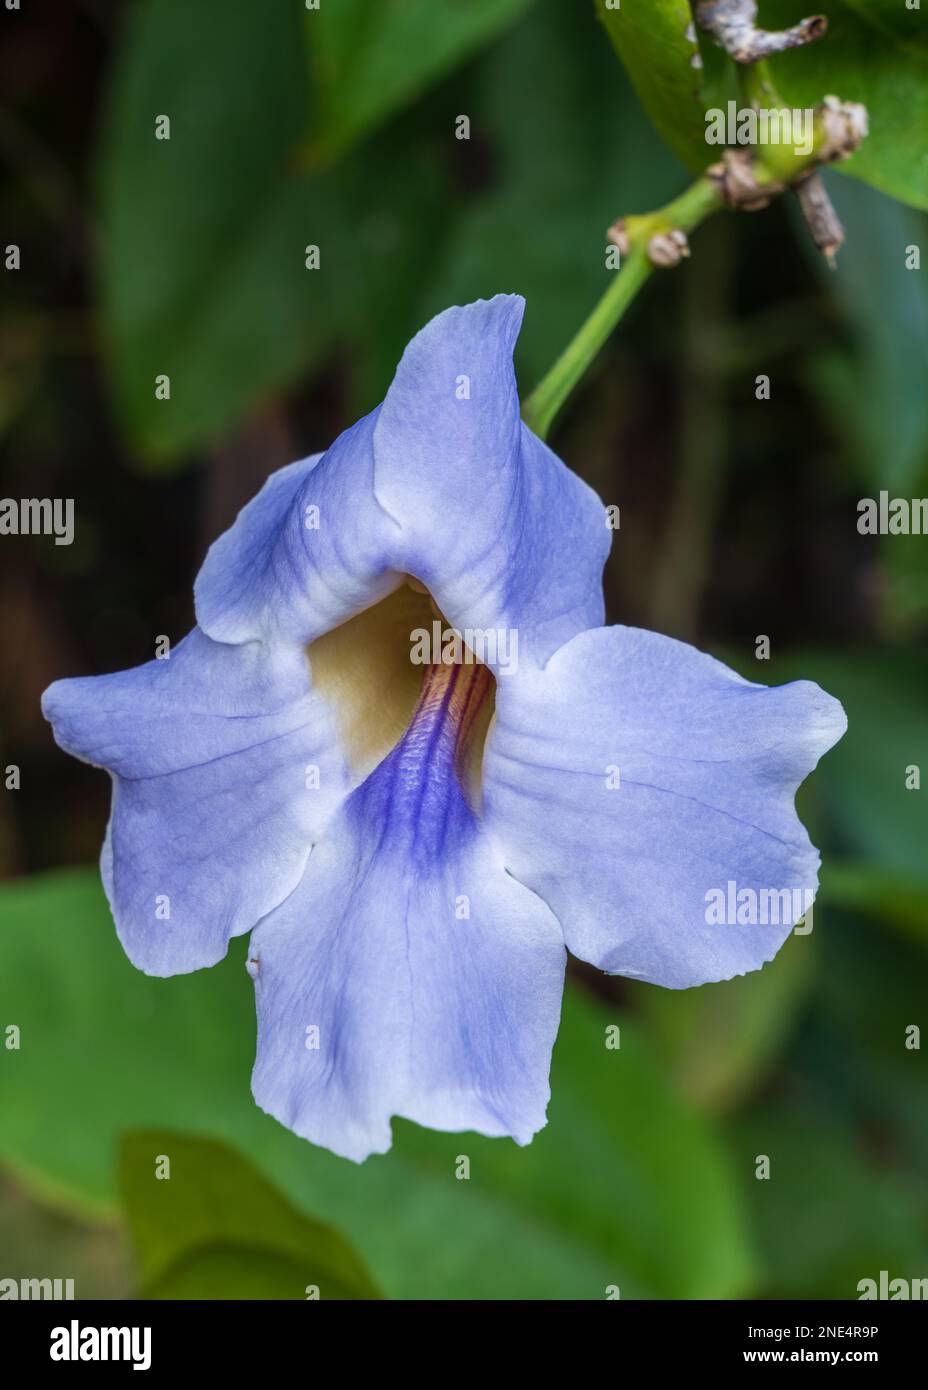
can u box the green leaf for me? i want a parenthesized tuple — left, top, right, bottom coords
(626, 936, 814, 1112)
(119, 1131, 381, 1299)
(595, 0, 709, 172)
(98, 0, 324, 464)
(308, 0, 537, 161)
(0, 869, 754, 1299)
(763, 0, 928, 210)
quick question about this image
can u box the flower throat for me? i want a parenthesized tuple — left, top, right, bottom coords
(307, 579, 495, 806)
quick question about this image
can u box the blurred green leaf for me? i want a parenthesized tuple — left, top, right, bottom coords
(120, 1131, 381, 1299)
(428, 0, 682, 392)
(764, 0, 928, 210)
(394, 977, 757, 1298)
(595, 0, 707, 172)
(821, 860, 928, 951)
(98, 0, 457, 462)
(310, 118, 454, 416)
(775, 650, 928, 886)
(98, 0, 323, 464)
(883, 530, 928, 639)
(308, 0, 537, 161)
(0, 868, 754, 1299)
(803, 174, 928, 494)
(813, 913, 928, 1174)
(728, 1097, 927, 1297)
(0, 1172, 130, 1299)
(0, 870, 252, 1210)
(626, 937, 814, 1112)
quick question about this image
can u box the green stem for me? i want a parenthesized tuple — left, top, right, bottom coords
(521, 176, 722, 440)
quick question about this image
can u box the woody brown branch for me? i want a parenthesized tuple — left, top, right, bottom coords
(696, 0, 826, 63)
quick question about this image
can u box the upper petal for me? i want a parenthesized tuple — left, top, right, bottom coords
(42, 628, 348, 976)
(248, 664, 566, 1162)
(483, 626, 847, 989)
(195, 296, 609, 671)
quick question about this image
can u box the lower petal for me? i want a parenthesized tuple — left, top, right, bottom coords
(248, 757, 566, 1163)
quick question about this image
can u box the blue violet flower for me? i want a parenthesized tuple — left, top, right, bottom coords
(43, 296, 846, 1161)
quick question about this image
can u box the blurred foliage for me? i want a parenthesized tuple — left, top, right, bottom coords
(806, 174, 928, 496)
(99, 0, 680, 463)
(0, 870, 752, 1299)
(100, 0, 330, 461)
(626, 934, 814, 1113)
(97, 0, 928, 463)
(100, 0, 549, 462)
(823, 863, 928, 952)
(120, 1131, 381, 1299)
(773, 650, 928, 883)
(730, 1097, 927, 1298)
(816, 916, 928, 1176)
(1, 0, 927, 1302)
(0, 1170, 130, 1299)
(306, 0, 538, 161)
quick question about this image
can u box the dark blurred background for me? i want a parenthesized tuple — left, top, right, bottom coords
(0, 0, 926, 1300)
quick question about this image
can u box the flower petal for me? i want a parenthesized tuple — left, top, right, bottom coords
(483, 626, 847, 988)
(42, 628, 348, 976)
(248, 712, 566, 1163)
(195, 296, 609, 670)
